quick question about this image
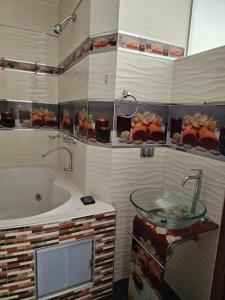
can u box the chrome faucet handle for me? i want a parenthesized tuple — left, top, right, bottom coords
(64, 167, 73, 172)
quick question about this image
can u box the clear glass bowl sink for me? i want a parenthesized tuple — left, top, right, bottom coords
(130, 188, 207, 230)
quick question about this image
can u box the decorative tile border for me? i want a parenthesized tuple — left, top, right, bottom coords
(59, 33, 118, 74)
(0, 31, 184, 76)
(0, 58, 60, 75)
(2, 98, 225, 162)
(59, 31, 184, 74)
(0, 212, 116, 299)
(117, 32, 185, 59)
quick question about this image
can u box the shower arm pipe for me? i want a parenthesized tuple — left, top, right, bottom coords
(71, 0, 84, 20)
(53, 0, 84, 34)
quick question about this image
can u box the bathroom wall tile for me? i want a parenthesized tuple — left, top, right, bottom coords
(0, 100, 58, 130)
(58, 0, 91, 63)
(74, 100, 88, 142)
(18, 130, 58, 166)
(0, 69, 58, 103)
(85, 145, 112, 202)
(0, 130, 58, 167)
(0, 0, 59, 35)
(59, 101, 75, 136)
(118, 0, 191, 48)
(88, 52, 117, 99)
(168, 103, 225, 159)
(87, 101, 114, 145)
(0, 131, 20, 166)
(0, 26, 58, 65)
(90, 0, 119, 35)
(59, 57, 89, 102)
(115, 51, 174, 103)
(114, 102, 169, 147)
(172, 46, 225, 103)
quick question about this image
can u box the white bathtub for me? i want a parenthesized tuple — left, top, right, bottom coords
(0, 167, 114, 229)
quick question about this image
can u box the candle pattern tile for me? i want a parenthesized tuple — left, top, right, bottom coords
(168, 103, 225, 158)
(113, 101, 170, 147)
(0, 100, 58, 130)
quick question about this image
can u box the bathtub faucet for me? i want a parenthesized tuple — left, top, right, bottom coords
(41, 147, 73, 172)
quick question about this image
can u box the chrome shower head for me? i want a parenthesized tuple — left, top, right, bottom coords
(53, 15, 75, 35)
(53, 0, 83, 35)
(53, 23, 63, 35)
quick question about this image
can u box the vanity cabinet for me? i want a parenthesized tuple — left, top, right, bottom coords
(128, 215, 218, 300)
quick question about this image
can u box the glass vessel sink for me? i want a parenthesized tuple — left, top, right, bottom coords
(130, 188, 207, 230)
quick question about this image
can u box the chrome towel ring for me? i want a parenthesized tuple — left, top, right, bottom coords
(116, 90, 138, 118)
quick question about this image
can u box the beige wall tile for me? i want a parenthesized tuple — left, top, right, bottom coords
(88, 52, 117, 99)
(59, 57, 89, 102)
(0, 130, 58, 167)
(115, 51, 174, 102)
(172, 46, 225, 103)
(90, 0, 119, 35)
(0, 0, 59, 35)
(0, 26, 58, 65)
(0, 69, 58, 103)
(85, 145, 112, 202)
(118, 0, 191, 47)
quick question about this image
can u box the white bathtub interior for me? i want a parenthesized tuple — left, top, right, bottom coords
(0, 166, 114, 229)
(0, 168, 71, 220)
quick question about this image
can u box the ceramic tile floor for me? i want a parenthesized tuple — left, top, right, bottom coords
(104, 278, 181, 300)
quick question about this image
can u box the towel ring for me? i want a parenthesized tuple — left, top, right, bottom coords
(116, 90, 138, 119)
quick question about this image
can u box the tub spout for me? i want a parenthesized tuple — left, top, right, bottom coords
(41, 147, 73, 171)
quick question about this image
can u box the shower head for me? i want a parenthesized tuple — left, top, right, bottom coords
(53, 0, 83, 35)
(53, 15, 76, 35)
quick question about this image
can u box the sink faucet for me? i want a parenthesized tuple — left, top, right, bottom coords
(182, 169, 203, 214)
(41, 147, 73, 172)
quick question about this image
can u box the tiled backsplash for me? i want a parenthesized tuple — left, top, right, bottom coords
(2, 99, 225, 161)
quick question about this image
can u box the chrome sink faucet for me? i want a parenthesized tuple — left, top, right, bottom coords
(182, 169, 203, 214)
(41, 147, 73, 172)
